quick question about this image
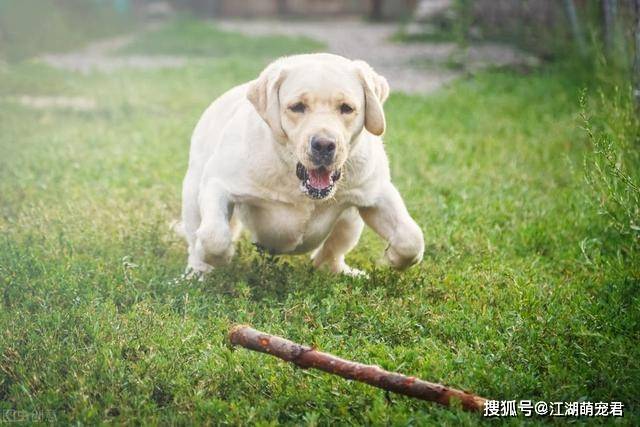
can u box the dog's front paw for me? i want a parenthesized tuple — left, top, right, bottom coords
(183, 261, 212, 281)
(195, 224, 234, 266)
(383, 242, 423, 270)
(314, 255, 368, 278)
(341, 265, 369, 279)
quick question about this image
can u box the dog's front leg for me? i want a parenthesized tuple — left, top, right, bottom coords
(194, 178, 235, 270)
(359, 182, 424, 270)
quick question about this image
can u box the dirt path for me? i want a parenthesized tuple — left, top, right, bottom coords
(38, 23, 187, 74)
(218, 19, 536, 94)
(40, 36, 187, 74)
(36, 18, 535, 95)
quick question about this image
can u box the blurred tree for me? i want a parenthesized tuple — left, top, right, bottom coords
(453, 0, 471, 48)
(188, 0, 218, 17)
(369, 0, 415, 21)
(277, 0, 288, 15)
(563, 0, 587, 56)
(634, 0, 640, 106)
(370, 0, 383, 21)
(602, 0, 617, 56)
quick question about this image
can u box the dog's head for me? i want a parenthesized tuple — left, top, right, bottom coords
(247, 54, 389, 200)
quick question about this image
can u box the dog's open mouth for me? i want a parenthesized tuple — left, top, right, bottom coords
(296, 162, 341, 199)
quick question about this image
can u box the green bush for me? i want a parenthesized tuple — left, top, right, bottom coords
(581, 84, 640, 250)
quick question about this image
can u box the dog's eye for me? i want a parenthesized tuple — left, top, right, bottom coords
(340, 103, 354, 114)
(288, 102, 306, 113)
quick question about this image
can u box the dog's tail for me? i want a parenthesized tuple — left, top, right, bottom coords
(170, 219, 187, 239)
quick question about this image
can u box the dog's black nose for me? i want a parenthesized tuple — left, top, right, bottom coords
(310, 136, 336, 165)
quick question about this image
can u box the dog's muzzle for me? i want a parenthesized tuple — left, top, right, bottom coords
(296, 162, 341, 200)
(309, 135, 336, 167)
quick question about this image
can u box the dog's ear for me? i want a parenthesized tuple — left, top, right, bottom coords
(247, 61, 288, 141)
(354, 60, 389, 136)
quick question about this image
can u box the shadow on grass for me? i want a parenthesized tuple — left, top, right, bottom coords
(189, 241, 446, 305)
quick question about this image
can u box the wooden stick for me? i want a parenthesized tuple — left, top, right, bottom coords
(228, 325, 487, 412)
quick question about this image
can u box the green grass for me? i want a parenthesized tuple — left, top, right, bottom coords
(1, 18, 639, 425)
(0, 0, 132, 62)
(120, 19, 324, 58)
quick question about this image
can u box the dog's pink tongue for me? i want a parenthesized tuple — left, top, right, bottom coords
(308, 168, 332, 189)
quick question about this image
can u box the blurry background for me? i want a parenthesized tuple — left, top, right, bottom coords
(2, 1, 639, 60)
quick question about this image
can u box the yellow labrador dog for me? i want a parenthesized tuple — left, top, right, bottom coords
(179, 53, 423, 277)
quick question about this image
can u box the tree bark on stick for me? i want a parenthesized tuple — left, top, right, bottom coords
(229, 325, 487, 412)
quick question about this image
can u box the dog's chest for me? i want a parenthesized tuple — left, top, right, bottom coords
(237, 201, 345, 254)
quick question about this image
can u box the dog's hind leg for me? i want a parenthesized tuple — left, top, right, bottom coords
(311, 207, 366, 277)
(229, 211, 243, 242)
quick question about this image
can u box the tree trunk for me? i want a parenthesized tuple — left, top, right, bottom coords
(563, 0, 587, 57)
(602, 0, 617, 56)
(277, 0, 288, 16)
(370, 0, 384, 21)
(229, 325, 488, 412)
(634, 0, 640, 107)
(189, 0, 218, 17)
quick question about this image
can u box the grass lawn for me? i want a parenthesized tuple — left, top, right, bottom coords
(1, 19, 638, 425)
(0, 0, 132, 62)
